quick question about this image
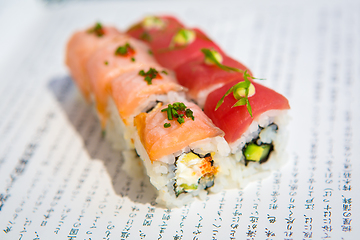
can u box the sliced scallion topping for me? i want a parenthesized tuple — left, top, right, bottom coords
(138, 68, 162, 85)
(215, 70, 260, 117)
(170, 29, 196, 47)
(140, 32, 151, 42)
(161, 102, 194, 127)
(185, 109, 195, 120)
(177, 114, 185, 124)
(87, 22, 105, 37)
(115, 43, 135, 57)
(203, 49, 223, 65)
(142, 16, 165, 30)
(201, 48, 240, 72)
(164, 123, 171, 128)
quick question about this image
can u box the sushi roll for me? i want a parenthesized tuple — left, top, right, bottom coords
(66, 23, 124, 102)
(204, 80, 290, 182)
(65, 17, 291, 207)
(66, 23, 188, 152)
(133, 101, 232, 207)
(106, 67, 186, 150)
(128, 15, 291, 184)
(86, 35, 159, 128)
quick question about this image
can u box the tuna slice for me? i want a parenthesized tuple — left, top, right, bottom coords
(126, 15, 184, 45)
(152, 28, 223, 70)
(175, 54, 251, 107)
(204, 81, 290, 143)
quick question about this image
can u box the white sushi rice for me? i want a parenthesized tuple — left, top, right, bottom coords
(196, 83, 224, 108)
(105, 98, 134, 150)
(133, 131, 233, 208)
(121, 150, 146, 178)
(229, 110, 289, 185)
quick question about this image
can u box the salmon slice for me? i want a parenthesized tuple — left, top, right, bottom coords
(204, 81, 290, 143)
(65, 25, 123, 102)
(134, 102, 224, 161)
(110, 67, 185, 125)
(86, 37, 159, 127)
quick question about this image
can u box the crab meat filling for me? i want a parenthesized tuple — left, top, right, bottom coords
(174, 151, 217, 196)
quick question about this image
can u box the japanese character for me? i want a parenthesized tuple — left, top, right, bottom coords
(267, 215, 276, 223)
(265, 228, 275, 237)
(69, 228, 79, 235)
(322, 225, 332, 232)
(343, 218, 352, 225)
(303, 231, 312, 238)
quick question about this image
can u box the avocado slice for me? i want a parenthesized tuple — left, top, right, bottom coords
(175, 183, 198, 197)
(180, 183, 198, 190)
(244, 143, 272, 162)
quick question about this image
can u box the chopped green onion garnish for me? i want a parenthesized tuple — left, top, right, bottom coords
(171, 108, 179, 118)
(115, 43, 134, 56)
(215, 70, 262, 117)
(185, 109, 194, 120)
(142, 16, 165, 30)
(161, 102, 195, 127)
(164, 123, 171, 128)
(140, 32, 151, 42)
(177, 117, 185, 124)
(201, 48, 240, 72)
(170, 29, 196, 48)
(87, 22, 105, 37)
(138, 68, 161, 85)
(115, 46, 127, 55)
(144, 76, 151, 84)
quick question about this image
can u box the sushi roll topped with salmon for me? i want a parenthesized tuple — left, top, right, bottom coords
(66, 23, 124, 102)
(133, 101, 232, 207)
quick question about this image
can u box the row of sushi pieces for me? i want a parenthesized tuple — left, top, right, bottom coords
(66, 16, 290, 207)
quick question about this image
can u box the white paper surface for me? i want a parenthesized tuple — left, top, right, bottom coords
(0, 0, 359, 239)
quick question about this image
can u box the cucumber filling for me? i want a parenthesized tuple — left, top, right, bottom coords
(174, 151, 216, 197)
